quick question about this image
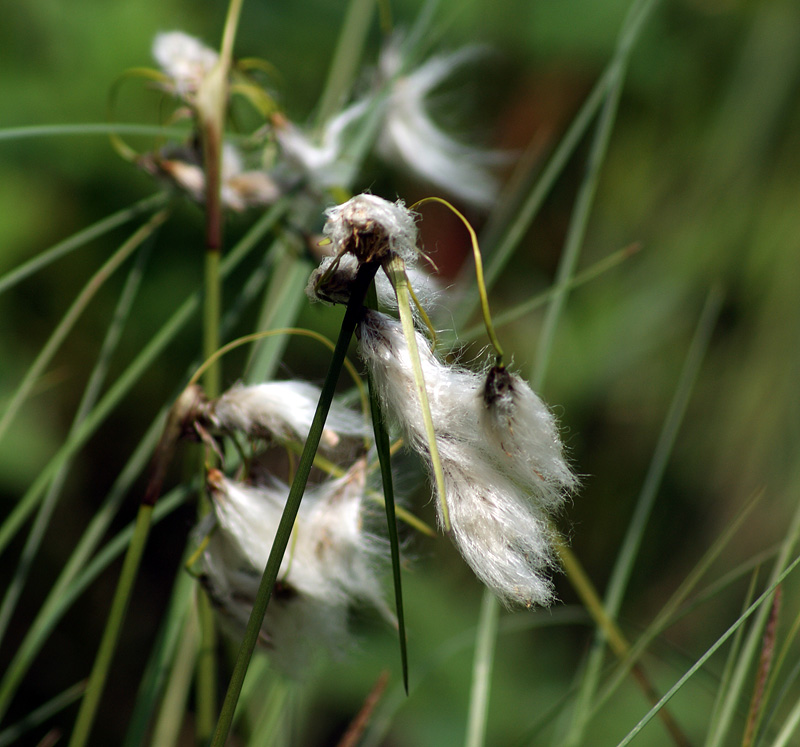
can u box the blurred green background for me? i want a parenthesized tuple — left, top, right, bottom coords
(1, 0, 799, 744)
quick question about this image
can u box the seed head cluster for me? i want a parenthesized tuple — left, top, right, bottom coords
(357, 309, 576, 608)
(191, 380, 388, 675)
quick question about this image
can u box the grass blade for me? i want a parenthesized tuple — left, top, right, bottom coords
(210, 261, 380, 747)
(616, 554, 800, 747)
(122, 564, 195, 747)
(368, 367, 409, 693)
(67, 504, 157, 747)
(0, 192, 167, 297)
(0, 239, 151, 648)
(0, 208, 169, 446)
(464, 589, 500, 747)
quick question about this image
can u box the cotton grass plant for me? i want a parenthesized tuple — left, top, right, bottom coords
(2, 0, 800, 745)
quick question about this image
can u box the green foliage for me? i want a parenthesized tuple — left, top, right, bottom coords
(2, 0, 800, 745)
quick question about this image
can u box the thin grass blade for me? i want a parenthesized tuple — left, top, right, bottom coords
(616, 554, 800, 747)
(67, 504, 157, 747)
(210, 261, 380, 747)
(0, 239, 151, 648)
(0, 193, 167, 297)
(0, 208, 169, 446)
(368, 367, 409, 693)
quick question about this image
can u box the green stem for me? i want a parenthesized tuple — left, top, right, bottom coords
(68, 505, 155, 747)
(210, 261, 380, 747)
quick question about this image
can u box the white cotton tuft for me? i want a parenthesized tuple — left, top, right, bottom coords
(200, 461, 389, 675)
(443, 461, 557, 607)
(323, 194, 419, 266)
(144, 142, 280, 212)
(152, 31, 218, 97)
(357, 310, 575, 607)
(480, 365, 578, 509)
(209, 380, 369, 449)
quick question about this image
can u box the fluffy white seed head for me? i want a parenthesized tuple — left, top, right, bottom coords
(358, 310, 575, 606)
(152, 31, 219, 98)
(443, 460, 557, 607)
(200, 460, 388, 674)
(481, 365, 578, 509)
(209, 380, 369, 450)
(323, 194, 419, 266)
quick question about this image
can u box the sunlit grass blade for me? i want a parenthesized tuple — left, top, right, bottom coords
(243, 674, 290, 747)
(0, 208, 169, 446)
(771, 686, 800, 747)
(0, 192, 168, 297)
(368, 366, 409, 693)
(464, 588, 500, 747)
(315, 0, 376, 128)
(742, 587, 781, 747)
(590, 489, 765, 717)
(210, 261, 380, 747)
(753, 593, 800, 745)
(149, 602, 199, 747)
(616, 553, 800, 747)
(383, 254, 449, 530)
(246, 242, 313, 383)
(703, 494, 800, 747)
(704, 571, 760, 744)
(0, 123, 194, 142)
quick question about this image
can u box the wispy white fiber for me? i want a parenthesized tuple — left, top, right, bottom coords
(377, 44, 504, 208)
(209, 380, 369, 449)
(481, 365, 579, 509)
(275, 100, 369, 189)
(152, 31, 219, 98)
(357, 310, 575, 606)
(200, 460, 388, 674)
